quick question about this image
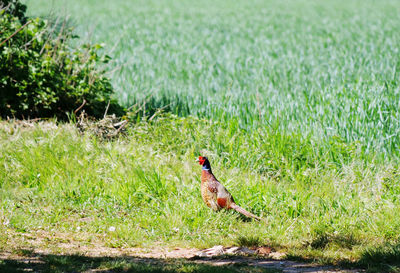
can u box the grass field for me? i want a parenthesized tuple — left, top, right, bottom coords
(23, 0, 400, 155)
(1, 118, 400, 271)
(2, 0, 400, 271)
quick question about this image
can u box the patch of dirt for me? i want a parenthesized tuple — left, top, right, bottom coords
(0, 230, 363, 273)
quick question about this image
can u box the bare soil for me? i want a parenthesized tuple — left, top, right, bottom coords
(1, 230, 363, 273)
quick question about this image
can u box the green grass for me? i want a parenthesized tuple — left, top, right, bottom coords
(23, 0, 400, 155)
(4, 0, 400, 271)
(1, 117, 400, 271)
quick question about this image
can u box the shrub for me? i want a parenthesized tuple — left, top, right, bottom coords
(0, 0, 27, 22)
(0, 1, 124, 119)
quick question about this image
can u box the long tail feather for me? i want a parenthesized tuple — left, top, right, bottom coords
(230, 203, 261, 221)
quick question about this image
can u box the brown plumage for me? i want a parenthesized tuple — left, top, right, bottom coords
(197, 156, 261, 221)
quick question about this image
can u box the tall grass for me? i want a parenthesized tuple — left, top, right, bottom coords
(23, 0, 400, 155)
(1, 118, 399, 265)
(9, 0, 400, 268)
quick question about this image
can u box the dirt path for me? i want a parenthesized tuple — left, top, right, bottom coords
(0, 246, 363, 273)
(1, 230, 363, 272)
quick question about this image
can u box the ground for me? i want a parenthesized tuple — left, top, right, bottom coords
(0, 230, 363, 273)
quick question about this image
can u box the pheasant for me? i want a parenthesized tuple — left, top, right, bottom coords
(197, 156, 261, 220)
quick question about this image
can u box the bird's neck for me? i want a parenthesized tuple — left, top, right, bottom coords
(202, 162, 212, 172)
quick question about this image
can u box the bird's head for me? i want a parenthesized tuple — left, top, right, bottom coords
(197, 156, 208, 166)
(197, 156, 207, 165)
(197, 156, 211, 171)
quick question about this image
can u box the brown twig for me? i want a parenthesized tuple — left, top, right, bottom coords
(74, 99, 87, 115)
(0, 20, 32, 48)
(112, 120, 128, 136)
(149, 103, 171, 121)
(103, 100, 111, 118)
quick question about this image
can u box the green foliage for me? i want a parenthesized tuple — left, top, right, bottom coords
(0, 4, 124, 119)
(0, 0, 27, 22)
(235, 235, 262, 248)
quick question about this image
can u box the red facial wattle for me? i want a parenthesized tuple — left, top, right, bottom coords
(198, 156, 205, 165)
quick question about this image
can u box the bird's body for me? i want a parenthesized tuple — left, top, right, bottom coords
(201, 169, 234, 210)
(198, 156, 261, 220)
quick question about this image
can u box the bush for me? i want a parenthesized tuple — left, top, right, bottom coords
(0, 2, 124, 119)
(0, 0, 27, 22)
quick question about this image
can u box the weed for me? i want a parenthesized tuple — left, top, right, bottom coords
(359, 243, 400, 267)
(11, 248, 34, 256)
(235, 235, 262, 248)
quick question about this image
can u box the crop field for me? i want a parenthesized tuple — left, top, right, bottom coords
(1, 0, 400, 271)
(24, 0, 400, 154)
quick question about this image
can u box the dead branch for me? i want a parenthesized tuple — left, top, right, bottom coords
(0, 20, 32, 48)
